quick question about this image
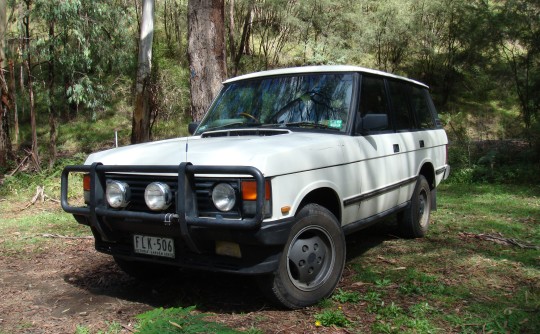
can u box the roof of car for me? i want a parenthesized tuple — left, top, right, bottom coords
(223, 65, 429, 88)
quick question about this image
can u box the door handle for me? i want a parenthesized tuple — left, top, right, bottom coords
(393, 144, 400, 153)
(419, 140, 425, 148)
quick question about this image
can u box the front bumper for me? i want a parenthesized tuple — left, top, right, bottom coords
(61, 162, 291, 274)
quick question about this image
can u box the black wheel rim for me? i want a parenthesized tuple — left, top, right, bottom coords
(286, 225, 335, 291)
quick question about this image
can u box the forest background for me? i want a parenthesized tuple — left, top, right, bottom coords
(0, 0, 538, 184)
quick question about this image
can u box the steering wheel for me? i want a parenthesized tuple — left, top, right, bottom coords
(239, 112, 260, 123)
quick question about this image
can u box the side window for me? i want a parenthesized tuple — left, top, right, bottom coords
(356, 76, 390, 133)
(411, 86, 435, 129)
(387, 80, 414, 131)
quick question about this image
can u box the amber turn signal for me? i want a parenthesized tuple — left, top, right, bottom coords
(241, 180, 271, 200)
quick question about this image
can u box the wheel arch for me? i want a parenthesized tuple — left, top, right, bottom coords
(419, 161, 435, 189)
(297, 187, 342, 223)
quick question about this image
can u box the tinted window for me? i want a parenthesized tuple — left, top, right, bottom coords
(357, 76, 390, 132)
(387, 80, 414, 131)
(411, 86, 435, 129)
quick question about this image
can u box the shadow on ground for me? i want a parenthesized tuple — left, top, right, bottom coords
(64, 217, 400, 314)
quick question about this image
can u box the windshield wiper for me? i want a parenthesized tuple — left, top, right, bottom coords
(283, 121, 340, 130)
(205, 121, 262, 132)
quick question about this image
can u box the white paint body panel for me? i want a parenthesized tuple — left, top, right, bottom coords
(85, 127, 448, 227)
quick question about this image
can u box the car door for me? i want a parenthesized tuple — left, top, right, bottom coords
(344, 75, 405, 221)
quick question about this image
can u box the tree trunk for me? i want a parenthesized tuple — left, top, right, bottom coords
(48, 16, 57, 168)
(131, 0, 154, 144)
(0, 69, 10, 168)
(0, 0, 5, 68)
(188, 0, 227, 122)
(0, 0, 10, 168)
(228, 0, 235, 65)
(233, 2, 253, 76)
(25, 59, 39, 171)
(9, 60, 17, 147)
(23, 0, 39, 170)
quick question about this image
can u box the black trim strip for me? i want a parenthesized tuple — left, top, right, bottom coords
(343, 176, 418, 207)
(342, 201, 410, 235)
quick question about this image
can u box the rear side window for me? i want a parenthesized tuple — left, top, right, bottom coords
(410, 86, 435, 129)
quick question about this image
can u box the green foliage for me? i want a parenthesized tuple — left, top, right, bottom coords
(29, 0, 136, 117)
(1, 154, 86, 199)
(135, 306, 241, 334)
(75, 322, 122, 334)
(374, 278, 392, 288)
(352, 263, 380, 283)
(345, 183, 540, 333)
(314, 308, 351, 328)
(332, 288, 361, 303)
(363, 291, 383, 304)
(447, 139, 540, 184)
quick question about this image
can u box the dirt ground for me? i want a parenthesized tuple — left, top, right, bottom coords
(0, 214, 379, 334)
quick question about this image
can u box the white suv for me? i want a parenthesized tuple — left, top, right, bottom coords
(61, 65, 450, 308)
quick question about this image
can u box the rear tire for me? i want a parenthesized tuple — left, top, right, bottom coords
(113, 256, 177, 280)
(258, 204, 345, 309)
(398, 175, 431, 238)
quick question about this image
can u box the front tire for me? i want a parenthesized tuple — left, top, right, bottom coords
(259, 204, 345, 309)
(398, 175, 431, 238)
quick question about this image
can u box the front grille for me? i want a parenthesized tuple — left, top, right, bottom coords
(105, 174, 242, 219)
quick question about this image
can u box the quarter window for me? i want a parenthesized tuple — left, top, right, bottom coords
(411, 86, 435, 129)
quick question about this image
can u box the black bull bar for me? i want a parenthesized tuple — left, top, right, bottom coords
(61, 162, 266, 250)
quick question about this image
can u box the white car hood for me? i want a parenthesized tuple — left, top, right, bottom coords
(85, 131, 347, 176)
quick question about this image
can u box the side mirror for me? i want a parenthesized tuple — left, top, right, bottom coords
(188, 122, 199, 135)
(356, 114, 388, 134)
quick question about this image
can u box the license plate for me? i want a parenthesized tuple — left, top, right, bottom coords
(133, 235, 175, 258)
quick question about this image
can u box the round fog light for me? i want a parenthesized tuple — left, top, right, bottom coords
(212, 183, 236, 212)
(106, 180, 130, 208)
(145, 182, 172, 211)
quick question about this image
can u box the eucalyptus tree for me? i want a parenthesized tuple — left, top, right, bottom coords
(293, 0, 359, 66)
(26, 0, 135, 164)
(188, 0, 227, 121)
(132, 0, 155, 144)
(357, 0, 414, 73)
(0, 0, 10, 168)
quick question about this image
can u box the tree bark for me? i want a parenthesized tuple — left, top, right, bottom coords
(131, 0, 154, 144)
(233, 2, 253, 76)
(188, 0, 227, 122)
(9, 60, 17, 146)
(0, 0, 5, 68)
(25, 59, 39, 171)
(228, 0, 235, 65)
(48, 16, 57, 168)
(23, 0, 39, 170)
(0, 67, 10, 168)
(0, 0, 10, 168)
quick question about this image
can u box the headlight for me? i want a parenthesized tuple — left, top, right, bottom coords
(145, 182, 172, 211)
(106, 180, 130, 208)
(212, 183, 236, 212)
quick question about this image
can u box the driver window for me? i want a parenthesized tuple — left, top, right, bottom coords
(356, 76, 390, 133)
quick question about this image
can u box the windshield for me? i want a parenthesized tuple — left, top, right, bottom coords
(195, 73, 356, 134)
